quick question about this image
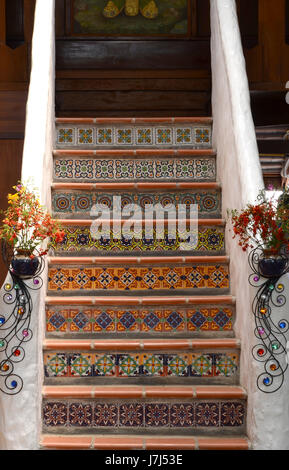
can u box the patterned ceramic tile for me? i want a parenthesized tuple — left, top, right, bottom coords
(54, 159, 74, 179)
(190, 354, 213, 377)
(215, 353, 239, 377)
(69, 403, 93, 427)
(136, 128, 153, 145)
(70, 353, 93, 377)
(115, 310, 139, 332)
(43, 352, 239, 379)
(120, 404, 144, 427)
(46, 309, 69, 332)
(163, 310, 186, 332)
(45, 306, 234, 335)
(145, 404, 169, 426)
(94, 160, 115, 179)
(53, 158, 216, 182)
(155, 160, 175, 178)
(94, 354, 116, 377)
(135, 160, 155, 179)
(170, 404, 194, 427)
(156, 128, 173, 145)
(55, 124, 212, 149)
(96, 128, 113, 145)
(51, 226, 225, 255)
(195, 402, 219, 427)
(166, 354, 190, 377)
(116, 128, 133, 145)
(44, 353, 68, 377)
(115, 160, 134, 179)
(43, 402, 67, 426)
(52, 190, 221, 217)
(74, 160, 94, 179)
(195, 127, 211, 144)
(78, 129, 93, 145)
(195, 159, 215, 180)
(187, 308, 233, 332)
(220, 402, 245, 427)
(140, 310, 162, 332)
(47, 265, 230, 292)
(94, 403, 118, 426)
(43, 400, 245, 428)
(57, 128, 74, 145)
(176, 128, 192, 145)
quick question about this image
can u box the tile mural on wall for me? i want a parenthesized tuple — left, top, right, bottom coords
(72, 0, 189, 36)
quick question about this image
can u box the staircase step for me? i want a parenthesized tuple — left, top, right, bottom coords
(51, 219, 225, 256)
(45, 295, 235, 338)
(47, 256, 230, 295)
(53, 149, 217, 183)
(40, 434, 250, 450)
(43, 338, 240, 384)
(42, 385, 246, 434)
(51, 183, 222, 219)
(55, 118, 212, 150)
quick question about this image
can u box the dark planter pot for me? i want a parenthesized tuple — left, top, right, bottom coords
(11, 256, 39, 278)
(258, 256, 287, 278)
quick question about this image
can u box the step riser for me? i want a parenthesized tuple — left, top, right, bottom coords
(52, 190, 221, 218)
(56, 123, 212, 150)
(54, 156, 216, 183)
(43, 350, 239, 384)
(47, 263, 230, 294)
(43, 399, 246, 433)
(45, 305, 235, 338)
(51, 226, 225, 255)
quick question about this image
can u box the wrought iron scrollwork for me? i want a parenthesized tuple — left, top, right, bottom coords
(0, 241, 44, 395)
(249, 245, 289, 393)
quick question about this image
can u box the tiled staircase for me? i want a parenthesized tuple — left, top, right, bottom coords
(40, 117, 249, 450)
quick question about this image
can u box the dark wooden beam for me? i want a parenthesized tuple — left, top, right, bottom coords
(56, 40, 211, 70)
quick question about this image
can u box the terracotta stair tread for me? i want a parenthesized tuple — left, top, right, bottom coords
(51, 181, 221, 190)
(48, 255, 229, 265)
(42, 384, 247, 399)
(43, 338, 240, 351)
(40, 434, 250, 450)
(55, 117, 213, 125)
(45, 294, 236, 305)
(53, 148, 216, 157)
(53, 218, 225, 227)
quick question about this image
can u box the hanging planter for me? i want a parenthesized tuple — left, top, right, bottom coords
(258, 250, 287, 278)
(11, 251, 40, 279)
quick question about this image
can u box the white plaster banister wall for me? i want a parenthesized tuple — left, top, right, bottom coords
(211, 0, 289, 450)
(0, 0, 55, 449)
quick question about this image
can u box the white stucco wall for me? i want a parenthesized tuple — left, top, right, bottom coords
(211, 0, 289, 449)
(0, 0, 55, 450)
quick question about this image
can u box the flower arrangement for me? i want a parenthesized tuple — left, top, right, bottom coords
(0, 183, 65, 258)
(228, 188, 289, 253)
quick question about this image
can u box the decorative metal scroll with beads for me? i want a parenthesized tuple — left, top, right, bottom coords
(249, 245, 289, 393)
(0, 242, 44, 395)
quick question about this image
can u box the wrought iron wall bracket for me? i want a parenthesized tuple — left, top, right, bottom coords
(0, 242, 44, 395)
(249, 245, 289, 393)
